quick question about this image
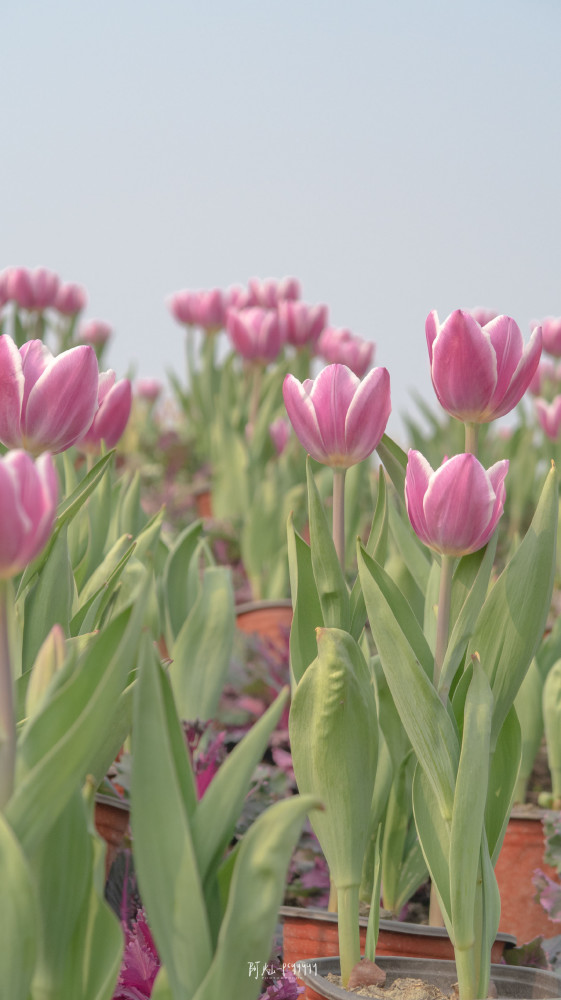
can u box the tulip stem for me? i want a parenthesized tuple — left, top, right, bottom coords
(434, 554, 454, 693)
(0, 581, 15, 810)
(465, 422, 479, 457)
(332, 468, 346, 570)
(248, 363, 264, 440)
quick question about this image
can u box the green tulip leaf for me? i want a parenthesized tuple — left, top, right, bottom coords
(163, 521, 204, 643)
(193, 794, 320, 1000)
(287, 515, 323, 685)
(0, 811, 38, 1000)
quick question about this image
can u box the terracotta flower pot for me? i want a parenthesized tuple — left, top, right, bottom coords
(94, 793, 130, 879)
(495, 805, 560, 943)
(193, 484, 213, 518)
(294, 955, 561, 1000)
(235, 599, 293, 664)
(280, 906, 515, 968)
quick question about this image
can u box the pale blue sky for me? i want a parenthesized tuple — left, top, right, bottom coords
(3, 0, 560, 440)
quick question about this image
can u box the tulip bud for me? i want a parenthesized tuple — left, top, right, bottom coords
(536, 396, 561, 440)
(246, 276, 301, 308)
(426, 309, 541, 423)
(405, 450, 509, 557)
(279, 301, 328, 350)
(538, 317, 561, 358)
(79, 319, 113, 346)
(55, 282, 87, 316)
(283, 363, 391, 469)
(227, 307, 284, 363)
(318, 327, 375, 378)
(167, 289, 226, 331)
(269, 417, 291, 455)
(0, 336, 99, 455)
(0, 450, 58, 578)
(134, 377, 163, 403)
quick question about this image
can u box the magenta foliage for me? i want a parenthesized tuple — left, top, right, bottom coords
(113, 908, 160, 1000)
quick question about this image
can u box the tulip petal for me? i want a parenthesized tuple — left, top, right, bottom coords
(485, 317, 524, 406)
(425, 310, 440, 365)
(471, 459, 509, 550)
(283, 374, 327, 462)
(430, 311, 497, 421)
(0, 335, 24, 447)
(20, 340, 51, 418)
(345, 367, 391, 461)
(487, 325, 542, 419)
(24, 345, 99, 453)
(0, 460, 30, 573)
(404, 450, 433, 547)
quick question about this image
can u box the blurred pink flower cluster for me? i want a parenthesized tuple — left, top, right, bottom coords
(167, 275, 377, 376)
(0, 265, 87, 316)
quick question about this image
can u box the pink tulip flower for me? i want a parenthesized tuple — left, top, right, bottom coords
(535, 396, 561, 440)
(4, 267, 60, 311)
(318, 327, 375, 378)
(279, 301, 328, 350)
(426, 309, 542, 423)
(29, 268, 60, 310)
(283, 363, 391, 469)
(79, 319, 113, 346)
(134, 377, 163, 403)
(0, 336, 99, 455)
(269, 417, 291, 455)
(0, 450, 58, 578)
(528, 358, 559, 396)
(225, 285, 251, 310)
(246, 276, 301, 308)
(5, 267, 35, 310)
(227, 307, 284, 363)
(75, 371, 132, 452)
(538, 317, 561, 358)
(55, 282, 87, 316)
(167, 289, 226, 331)
(405, 450, 509, 557)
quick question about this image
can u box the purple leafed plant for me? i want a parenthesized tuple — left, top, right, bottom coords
(113, 908, 160, 1000)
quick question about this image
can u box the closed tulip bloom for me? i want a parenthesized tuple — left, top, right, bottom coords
(0, 450, 58, 578)
(528, 358, 559, 396)
(29, 268, 60, 310)
(283, 363, 391, 469)
(426, 310, 541, 423)
(55, 282, 87, 316)
(318, 327, 375, 378)
(76, 371, 132, 451)
(5, 267, 35, 310)
(167, 289, 226, 331)
(405, 450, 509, 557)
(535, 396, 561, 440)
(79, 319, 113, 346)
(269, 417, 291, 455)
(279, 301, 328, 349)
(539, 317, 561, 358)
(246, 276, 301, 308)
(134, 377, 163, 403)
(227, 307, 284, 362)
(0, 336, 99, 455)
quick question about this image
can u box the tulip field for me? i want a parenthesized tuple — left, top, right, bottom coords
(1, 265, 561, 1000)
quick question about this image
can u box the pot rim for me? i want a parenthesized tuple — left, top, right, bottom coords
(293, 955, 561, 1000)
(94, 792, 130, 813)
(235, 598, 293, 614)
(279, 905, 516, 946)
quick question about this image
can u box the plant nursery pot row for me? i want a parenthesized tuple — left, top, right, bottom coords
(235, 599, 293, 663)
(494, 805, 560, 944)
(294, 956, 561, 1000)
(280, 906, 516, 968)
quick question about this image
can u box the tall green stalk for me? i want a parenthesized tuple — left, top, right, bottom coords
(0, 581, 15, 809)
(332, 468, 346, 571)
